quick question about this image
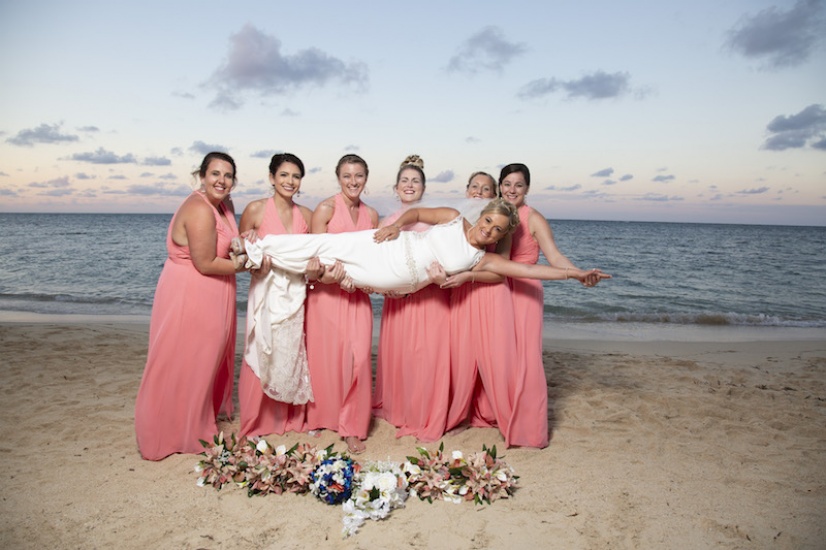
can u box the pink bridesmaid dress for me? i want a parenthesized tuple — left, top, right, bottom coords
(446, 252, 519, 438)
(134, 192, 237, 460)
(238, 199, 309, 437)
(304, 194, 374, 440)
(506, 204, 550, 448)
(372, 214, 450, 442)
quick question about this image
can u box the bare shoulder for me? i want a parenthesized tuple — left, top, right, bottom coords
(296, 203, 314, 225)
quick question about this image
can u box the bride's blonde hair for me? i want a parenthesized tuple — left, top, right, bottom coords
(480, 198, 520, 234)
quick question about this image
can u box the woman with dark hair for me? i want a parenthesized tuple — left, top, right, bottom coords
(135, 152, 248, 460)
(498, 163, 598, 447)
(304, 154, 379, 454)
(237, 153, 324, 438)
(372, 155, 452, 442)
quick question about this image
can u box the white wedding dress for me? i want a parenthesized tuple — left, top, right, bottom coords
(245, 215, 485, 293)
(243, 215, 484, 405)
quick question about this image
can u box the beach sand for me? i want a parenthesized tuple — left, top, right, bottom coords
(0, 320, 824, 549)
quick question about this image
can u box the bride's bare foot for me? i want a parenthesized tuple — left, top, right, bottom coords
(345, 436, 366, 454)
(230, 236, 245, 255)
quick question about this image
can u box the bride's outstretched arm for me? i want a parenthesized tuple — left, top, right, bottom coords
(373, 207, 460, 242)
(477, 253, 611, 286)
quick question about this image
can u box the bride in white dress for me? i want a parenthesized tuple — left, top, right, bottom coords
(244, 198, 610, 291)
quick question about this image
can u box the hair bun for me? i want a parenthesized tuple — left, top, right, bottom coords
(400, 154, 424, 170)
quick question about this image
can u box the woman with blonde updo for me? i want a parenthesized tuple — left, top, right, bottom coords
(372, 155, 452, 442)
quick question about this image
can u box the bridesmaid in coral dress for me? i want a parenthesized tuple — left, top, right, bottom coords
(305, 154, 378, 454)
(372, 155, 452, 442)
(498, 163, 602, 448)
(135, 152, 247, 460)
(237, 153, 323, 438)
(444, 172, 520, 441)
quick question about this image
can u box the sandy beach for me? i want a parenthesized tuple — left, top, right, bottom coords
(1, 318, 824, 549)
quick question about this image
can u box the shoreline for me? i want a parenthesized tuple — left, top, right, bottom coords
(1, 309, 823, 344)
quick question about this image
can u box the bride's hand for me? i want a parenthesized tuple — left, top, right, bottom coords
(574, 268, 612, 286)
(374, 224, 401, 243)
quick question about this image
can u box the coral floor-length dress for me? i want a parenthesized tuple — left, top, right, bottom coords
(304, 194, 374, 439)
(506, 204, 550, 448)
(238, 199, 309, 437)
(134, 192, 237, 460)
(373, 213, 451, 442)
(446, 271, 519, 437)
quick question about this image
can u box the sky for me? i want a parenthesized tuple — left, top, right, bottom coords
(1, 0, 825, 225)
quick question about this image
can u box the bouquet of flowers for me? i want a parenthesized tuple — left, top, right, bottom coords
(403, 443, 518, 505)
(238, 438, 326, 497)
(310, 451, 359, 505)
(342, 461, 409, 537)
(194, 432, 247, 489)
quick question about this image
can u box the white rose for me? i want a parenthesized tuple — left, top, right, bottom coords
(256, 439, 269, 453)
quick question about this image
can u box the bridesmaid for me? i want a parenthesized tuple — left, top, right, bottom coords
(237, 153, 322, 438)
(135, 152, 247, 460)
(444, 172, 520, 441)
(305, 154, 378, 453)
(372, 155, 451, 442)
(498, 163, 597, 448)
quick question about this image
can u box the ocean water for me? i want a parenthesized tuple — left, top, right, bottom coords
(1, 213, 825, 335)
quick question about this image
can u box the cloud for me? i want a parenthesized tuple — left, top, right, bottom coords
(725, 0, 826, 69)
(544, 184, 582, 192)
(251, 149, 281, 159)
(28, 176, 70, 189)
(206, 24, 368, 109)
(70, 147, 136, 164)
(465, 136, 481, 144)
(77, 126, 99, 132)
(0, 171, 9, 177)
(0, 188, 17, 196)
(619, 174, 633, 181)
(7, 123, 79, 146)
(602, 179, 617, 186)
(124, 184, 191, 197)
(446, 26, 526, 74)
(189, 141, 228, 156)
(38, 188, 74, 197)
(591, 167, 614, 177)
(736, 186, 771, 195)
(762, 104, 826, 150)
(74, 172, 96, 180)
(429, 170, 455, 183)
(518, 70, 637, 100)
(652, 174, 676, 183)
(637, 193, 684, 202)
(142, 156, 172, 166)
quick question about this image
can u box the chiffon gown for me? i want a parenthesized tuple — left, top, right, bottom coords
(372, 213, 451, 442)
(304, 194, 376, 441)
(134, 192, 237, 461)
(506, 204, 550, 448)
(239, 199, 310, 438)
(446, 251, 520, 442)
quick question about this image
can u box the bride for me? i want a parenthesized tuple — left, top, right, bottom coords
(243, 198, 610, 290)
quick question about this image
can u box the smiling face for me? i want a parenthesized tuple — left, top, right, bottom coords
(395, 167, 425, 204)
(337, 161, 368, 202)
(200, 159, 235, 205)
(471, 212, 511, 247)
(499, 171, 529, 207)
(270, 161, 302, 200)
(466, 173, 496, 199)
